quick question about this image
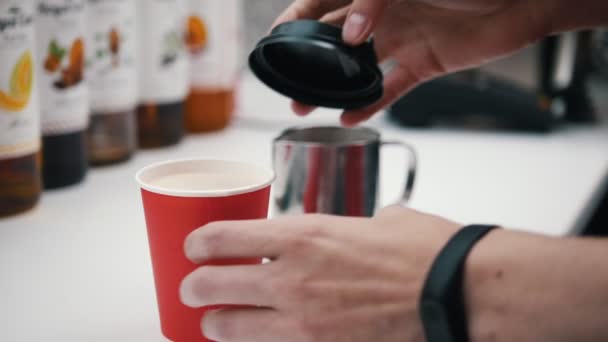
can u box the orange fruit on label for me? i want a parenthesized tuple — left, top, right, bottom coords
(186, 16, 207, 54)
(0, 90, 28, 112)
(109, 28, 120, 55)
(69, 38, 85, 73)
(10, 51, 33, 97)
(1, 51, 33, 112)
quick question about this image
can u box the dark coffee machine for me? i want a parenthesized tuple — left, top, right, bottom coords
(539, 31, 596, 123)
(389, 31, 600, 132)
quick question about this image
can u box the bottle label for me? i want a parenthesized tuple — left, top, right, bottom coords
(36, 0, 88, 135)
(187, 0, 242, 89)
(138, 0, 189, 104)
(86, 0, 137, 113)
(0, 1, 40, 160)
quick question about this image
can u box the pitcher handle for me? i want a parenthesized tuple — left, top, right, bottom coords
(381, 141, 417, 206)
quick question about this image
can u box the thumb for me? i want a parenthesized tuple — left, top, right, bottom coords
(342, 0, 389, 45)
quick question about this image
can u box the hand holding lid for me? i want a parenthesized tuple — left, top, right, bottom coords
(260, 0, 563, 126)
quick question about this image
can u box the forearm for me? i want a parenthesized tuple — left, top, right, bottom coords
(465, 230, 608, 342)
(547, 0, 608, 33)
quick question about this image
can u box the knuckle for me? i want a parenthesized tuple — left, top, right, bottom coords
(282, 215, 334, 257)
(287, 235, 313, 254)
(270, 276, 294, 298)
(293, 315, 324, 342)
(271, 275, 303, 300)
(270, 271, 316, 305)
(305, 0, 322, 11)
(294, 215, 331, 240)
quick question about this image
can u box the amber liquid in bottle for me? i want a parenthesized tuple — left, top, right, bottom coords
(185, 88, 235, 133)
(185, 0, 241, 133)
(87, 110, 136, 166)
(0, 154, 42, 218)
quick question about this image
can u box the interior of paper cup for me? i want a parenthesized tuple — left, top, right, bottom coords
(136, 159, 275, 197)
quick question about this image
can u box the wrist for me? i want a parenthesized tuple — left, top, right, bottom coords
(463, 230, 563, 342)
(465, 231, 608, 342)
(463, 229, 510, 342)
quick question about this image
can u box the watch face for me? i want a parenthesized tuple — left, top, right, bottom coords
(591, 28, 608, 76)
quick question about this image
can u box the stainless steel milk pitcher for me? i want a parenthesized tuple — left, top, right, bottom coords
(272, 126, 417, 217)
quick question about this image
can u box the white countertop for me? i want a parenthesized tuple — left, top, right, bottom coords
(1, 73, 608, 341)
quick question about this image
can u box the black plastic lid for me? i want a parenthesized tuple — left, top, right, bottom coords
(249, 20, 384, 110)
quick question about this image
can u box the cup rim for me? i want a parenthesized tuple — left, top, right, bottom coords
(274, 125, 380, 147)
(135, 159, 276, 198)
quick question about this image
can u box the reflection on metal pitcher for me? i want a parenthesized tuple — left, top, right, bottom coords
(272, 126, 417, 217)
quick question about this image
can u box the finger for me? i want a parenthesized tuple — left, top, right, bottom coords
(343, 0, 390, 45)
(185, 215, 334, 262)
(341, 63, 422, 127)
(291, 101, 316, 116)
(185, 219, 291, 262)
(180, 264, 276, 308)
(272, 0, 351, 28)
(203, 308, 288, 342)
(319, 5, 350, 26)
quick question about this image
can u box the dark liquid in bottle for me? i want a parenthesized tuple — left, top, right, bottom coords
(42, 130, 88, 189)
(137, 101, 184, 148)
(87, 110, 136, 166)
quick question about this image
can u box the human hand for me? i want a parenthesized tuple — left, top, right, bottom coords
(180, 206, 460, 342)
(274, 0, 554, 126)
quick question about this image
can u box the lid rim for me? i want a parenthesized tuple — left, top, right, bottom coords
(250, 20, 384, 110)
(251, 42, 383, 98)
(271, 19, 344, 44)
(250, 53, 383, 109)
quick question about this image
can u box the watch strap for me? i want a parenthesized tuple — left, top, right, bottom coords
(419, 224, 499, 342)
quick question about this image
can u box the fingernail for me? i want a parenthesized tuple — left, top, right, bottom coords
(292, 102, 315, 116)
(179, 273, 200, 308)
(184, 235, 194, 260)
(202, 311, 221, 341)
(184, 230, 206, 263)
(343, 12, 368, 43)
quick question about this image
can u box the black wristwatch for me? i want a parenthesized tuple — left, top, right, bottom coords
(419, 225, 499, 342)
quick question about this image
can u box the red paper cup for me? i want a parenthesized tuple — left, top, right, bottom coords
(136, 159, 275, 342)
